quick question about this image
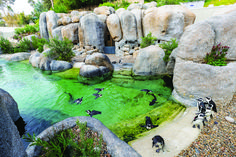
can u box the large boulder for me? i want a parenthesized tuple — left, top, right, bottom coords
(85, 53, 113, 71)
(62, 16, 72, 25)
(46, 11, 58, 38)
(133, 45, 167, 75)
(50, 60, 72, 71)
(52, 26, 63, 41)
(131, 9, 143, 43)
(127, 3, 143, 11)
(119, 10, 138, 42)
(0, 88, 26, 157)
(94, 6, 114, 16)
(80, 65, 103, 77)
(8, 52, 31, 61)
(106, 14, 122, 42)
(142, 1, 157, 9)
(79, 14, 106, 52)
(39, 12, 49, 40)
(61, 23, 79, 43)
(143, 5, 196, 41)
(29, 52, 41, 68)
(39, 49, 52, 71)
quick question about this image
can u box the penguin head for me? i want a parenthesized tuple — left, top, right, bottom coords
(196, 98, 204, 102)
(146, 116, 150, 120)
(205, 97, 211, 102)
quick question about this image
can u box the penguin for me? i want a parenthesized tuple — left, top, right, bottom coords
(149, 94, 157, 106)
(205, 97, 217, 113)
(196, 98, 206, 114)
(73, 97, 83, 104)
(205, 105, 213, 121)
(94, 88, 104, 94)
(93, 93, 102, 99)
(140, 89, 153, 95)
(64, 92, 73, 103)
(86, 110, 102, 117)
(152, 135, 165, 153)
(192, 113, 207, 129)
(141, 116, 159, 130)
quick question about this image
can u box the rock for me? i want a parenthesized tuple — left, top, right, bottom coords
(131, 9, 143, 43)
(166, 48, 178, 74)
(225, 116, 235, 123)
(133, 50, 139, 58)
(133, 45, 167, 75)
(94, 6, 114, 16)
(23, 34, 39, 42)
(71, 16, 80, 23)
(143, 5, 196, 41)
(79, 14, 106, 52)
(176, 22, 215, 62)
(119, 10, 138, 42)
(39, 12, 49, 40)
(62, 16, 72, 25)
(46, 11, 58, 38)
(50, 60, 72, 71)
(142, 1, 157, 9)
(29, 52, 41, 68)
(61, 23, 79, 43)
(56, 13, 66, 18)
(52, 26, 63, 41)
(85, 53, 113, 71)
(127, 3, 143, 11)
(97, 14, 107, 24)
(205, 11, 236, 60)
(8, 52, 31, 61)
(80, 64, 102, 77)
(116, 8, 126, 16)
(173, 58, 236, 106)
(25, 117, 141, 157)
(39, 49, 52, 71)
(0, 88, 26, 157)
(71, 11, 80, 16)
(57, 18, 63, 26)
(73, 62, 85, 68)
(106, 14, 122, 42)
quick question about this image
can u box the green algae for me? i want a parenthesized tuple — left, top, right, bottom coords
(53, 68, 80, 79)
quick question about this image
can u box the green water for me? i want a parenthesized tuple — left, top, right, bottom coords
(0, 59, 185, 145)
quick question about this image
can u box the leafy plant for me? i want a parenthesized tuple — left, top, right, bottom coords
(31, 36, 48, 53)
(0, 37, 14, 54)
(46, 37, 75, 62)
(159, 38, 178, 62)
(14, 38, 32, 53)
(23, 120, 103, 157)
(140, 32, 157, 48)
(204, 43, 229, 66)
(53, 4, 69, 13)
(99, 2, 116, 8)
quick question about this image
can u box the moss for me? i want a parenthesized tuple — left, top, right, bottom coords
(53, 68, 80, 80)
(19, 59, 30, 64)
(77, 71, 113, 85)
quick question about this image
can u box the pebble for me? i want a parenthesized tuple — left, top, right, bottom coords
(225, 116, 235, 123)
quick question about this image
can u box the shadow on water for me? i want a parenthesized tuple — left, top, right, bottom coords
(20, 108, 70, 149)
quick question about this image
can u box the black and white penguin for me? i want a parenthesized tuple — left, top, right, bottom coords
(192, 113, 207, 129)
(141, 116, 159, 130)
(205, 97, 217, 113)
(94, 88, 104, 94)
(149, 94, 157, 106)
(141, 89, 153, 95)
(93, 93, 102, 99)
(86, 110, 102, 117)
(152, 135, 165, 153)
(196, 98, 206, 114)
(73, 97, 83, 104)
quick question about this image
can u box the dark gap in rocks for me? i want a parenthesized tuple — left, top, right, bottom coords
(14, 116, 26, 137)
(162, 75, 174, 91)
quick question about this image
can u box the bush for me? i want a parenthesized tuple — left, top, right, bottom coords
(14, 38, 32, 53)
(99, 2, 116, 8)
(31, 36, 48, 53)
(159, 38, 178, 62)
(15, 24, 39, 36)
(53, 4, 69, 13)
(204, 43, 229, 66)
(46, 37, 74, 62)
(0, 37, 14, 54)
(140, 32, 157, 48)
(23, 120, 103, 157)
(156, 0, 183, 7)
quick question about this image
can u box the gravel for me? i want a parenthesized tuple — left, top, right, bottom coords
(178, 95, 236, 156)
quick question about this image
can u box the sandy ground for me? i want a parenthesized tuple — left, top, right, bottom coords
(131, 107, 200, 157)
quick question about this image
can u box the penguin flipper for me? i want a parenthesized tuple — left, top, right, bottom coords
(152, 125, 159, 128)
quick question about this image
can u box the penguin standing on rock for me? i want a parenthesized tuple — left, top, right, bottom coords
(152, 135, 165, 153)
(205, 97, 217, 113)
(192, 113, 207, 129)
(196, 98, 206, 114)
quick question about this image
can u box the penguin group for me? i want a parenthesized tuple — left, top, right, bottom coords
(65, 88, 104, 117)
(192, 97, 217, 129)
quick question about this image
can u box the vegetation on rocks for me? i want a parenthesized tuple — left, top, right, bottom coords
(204, 43, 229, 66)
(159, 38, 178, 62)
(31, 36, 48, 53)
(99, 0, 130, 10)
(14, 24, 39, 40)
(14, 38, 32, 53)
(0, 37, 14, 54)
(140, 32, 157, 48)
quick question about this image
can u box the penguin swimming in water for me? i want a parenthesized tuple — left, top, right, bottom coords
(141, 116, 159, 130)
(152, 135, 165, 153)
(149, 94, 157, 106)
(192, 113, 207, 129)
(94, 88, 104, 94)
(205, 97, 217, 113)
(73, 97, 83, 104)
(93, 93, 102, 99)
(86, 110, 102, 117)
(65, 92, 83, 104)
(141, 89, 153, 95)
(65, 92, 73, 103)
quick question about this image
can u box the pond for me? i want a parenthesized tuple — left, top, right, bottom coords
(0, 59, 185, 148)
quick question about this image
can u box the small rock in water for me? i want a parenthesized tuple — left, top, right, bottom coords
(225, 116, 235, 123)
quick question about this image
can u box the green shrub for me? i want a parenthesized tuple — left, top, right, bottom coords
(31, 36, 48, 53)
(14, 38, 32, 53)
(159, 38, 178, 62)
(0, 37, 14, 54)
(115, 0, 130, 10)
(15, 24, 39, 37)
(46, 37, 74, 62)
(99, 2, 116, 8)
(53, 4, 69, 13)
(140, 32, 157, 48)
(204, 43, 229, 66)
(0, 21, 5, 27)
(156, 0, 182, 7)
(23, 120, 103, 157)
